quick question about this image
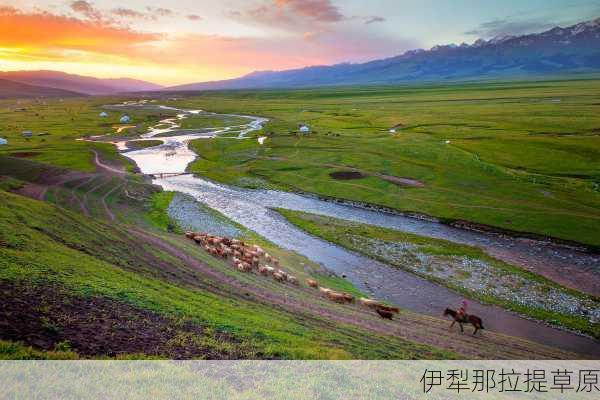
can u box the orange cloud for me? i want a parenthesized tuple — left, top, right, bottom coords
(0, 7, 159, 55)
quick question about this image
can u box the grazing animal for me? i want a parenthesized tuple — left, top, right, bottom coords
(264, 266, 275, 275)
(306, 279, 318, 288)
(318, 287, 332, 296)
(276, 269, 288, 280)
(240, 262, 252, 272)
(326, 291, 346, 303)
(258, 265, 269, 276)
(443, 308, 485, 335)
(193, 236, 204, 244)
(288, 276, 299, 285)
(273, 272, 285, 282)
(375, 305, 399, 314)
(340, 293, 355, 303)
(358, 298, 383, 308)
(375, 307, 394, 320)
(185, 231, 195, 239)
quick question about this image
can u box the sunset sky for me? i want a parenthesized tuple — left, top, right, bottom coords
(0, 1, 598, 86)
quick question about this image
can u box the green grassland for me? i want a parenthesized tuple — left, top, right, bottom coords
(171, 79, 600, 248)
(276, 209, 600, 338)
(1, 79, 597, 360)
(0, 189, 463, 359)
(0, 97, 166, 172)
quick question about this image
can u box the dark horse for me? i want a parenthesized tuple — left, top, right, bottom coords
(443, 308, 485, 335)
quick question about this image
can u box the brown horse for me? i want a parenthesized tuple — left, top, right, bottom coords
(443, 308, 484, 335)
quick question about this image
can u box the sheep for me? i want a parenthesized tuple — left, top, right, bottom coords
(258, 265, 269, 276)
(273, 272, 285, 282)
(185, 231, 195, 239)
(265, 254, 273, 263)
(251, 257, 260, 267)
(239, 262, 252, 272)
(264, 266, 275, 275)
(233, 250, 242, 259)
(276, 269, 288, 281)
(287, 276, 299, 285)
(305, 279, 319, 289)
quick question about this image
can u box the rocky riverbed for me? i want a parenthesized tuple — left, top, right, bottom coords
(347, 235, 600, 325)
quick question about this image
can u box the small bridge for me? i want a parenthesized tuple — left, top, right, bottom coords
(145, 172, 194, 179)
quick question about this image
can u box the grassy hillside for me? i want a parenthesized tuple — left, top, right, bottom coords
(175, 79, 600, 247)
(1, 186, 581, 359)
(0, 189, 460, 359)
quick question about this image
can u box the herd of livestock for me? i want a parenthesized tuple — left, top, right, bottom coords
(184, 232, 401, 319)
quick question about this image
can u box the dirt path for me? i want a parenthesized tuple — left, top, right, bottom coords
(69, 176, 96, 215)
(101, 181, 124, 221)
(92, 150, 126, 175)
(132, 228, 580, 359)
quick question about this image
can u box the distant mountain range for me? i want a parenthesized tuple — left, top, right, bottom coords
(0, 78, 83, 99)
(1, 17, 598, 98)
(169, 17, 600, 91)
(0, 70, 163, 96)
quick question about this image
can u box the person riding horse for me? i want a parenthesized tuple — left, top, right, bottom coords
(457, 300, 468, 321)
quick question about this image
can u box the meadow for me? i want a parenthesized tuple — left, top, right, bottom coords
(0, 78, 599, 359)
(170, 79, 600, 248)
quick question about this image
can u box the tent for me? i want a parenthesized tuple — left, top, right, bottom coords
(0, 137, 7, 145)
(120, 115, 131, 123)
(299, 124, 310, 134)
(99, 112, 108, 117)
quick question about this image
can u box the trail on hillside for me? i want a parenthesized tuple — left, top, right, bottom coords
(133, 228, 580, 360)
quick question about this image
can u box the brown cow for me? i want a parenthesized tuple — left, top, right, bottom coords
(375, 307, 394, 320)
(358, 297, 383, 309)
(326, 291, 346, 304)
(376, 305, 399, 314)
(305, 279, 318, 288)
(318, 287, 332, 296)
(341, 293, 355, 303)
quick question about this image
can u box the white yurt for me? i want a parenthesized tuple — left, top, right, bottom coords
(299, 124, 310, 134)
(99, 111, 108, 117)
(0, 137, 7, 145)
(120, 115, 131, 123)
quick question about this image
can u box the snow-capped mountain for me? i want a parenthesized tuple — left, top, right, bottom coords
(169, 17, 600, 91)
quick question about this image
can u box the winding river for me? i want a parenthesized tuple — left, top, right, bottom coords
(113, 103, 599, 356)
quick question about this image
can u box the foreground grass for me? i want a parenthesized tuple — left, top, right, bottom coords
(0, 189, 457, 359)
(177, 79, 600, 248)
(276, 209, 600, 338)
